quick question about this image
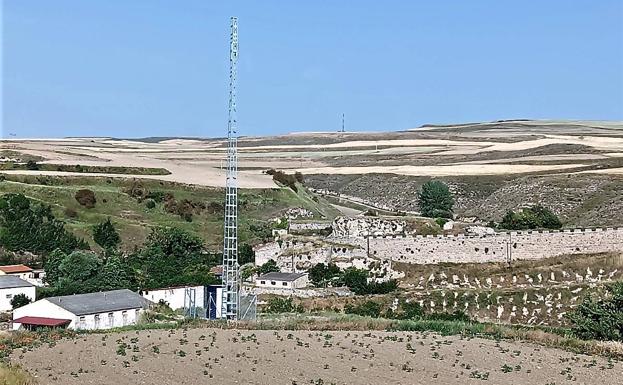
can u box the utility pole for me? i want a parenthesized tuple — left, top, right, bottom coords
(341, 113, 345, 133)
(222, 17, 240, 320)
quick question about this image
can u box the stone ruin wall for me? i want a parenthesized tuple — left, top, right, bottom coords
(368, 228, 623, 264)
(255, 228, 623, 268)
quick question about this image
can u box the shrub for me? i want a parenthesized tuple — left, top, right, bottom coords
(145, 199, 156, 209)
(264, 297, 303, 313)
(92, 218, 121, 250)
(10, 294, 32, 309)
(75, 189, 96, 208)
(309, 263, 341, 287)
(268, 169, 298, 192)
(417, 180, 454, 218)
(25, 160, 39, 170)
(64, 207, 78, 218)
(567, 282, 623, 341)
(257, 259, 279, 275)
(499, 204, 562, 230)
(344, 301, 382, 318)
(294, 171, 304, 183)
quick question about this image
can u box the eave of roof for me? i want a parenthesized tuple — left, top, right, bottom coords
(13, 316, 71, 327)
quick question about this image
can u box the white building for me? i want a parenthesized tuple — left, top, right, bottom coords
(12, 289, 151, 331)
(0, 265, 33, 281)
(0, 276, 36, 312)
(255, 272, 308, 289)
(0, 265, 46, 287)
(140, 285, 205, 311)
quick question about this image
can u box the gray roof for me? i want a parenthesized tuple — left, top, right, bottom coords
(257, 272, 307, 282)
(45, 289, 151, 316)
(0, 276, 34, 289)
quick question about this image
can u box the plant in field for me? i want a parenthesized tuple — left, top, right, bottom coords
(567, 281, 623, 341)
(417, 180, 454, 218)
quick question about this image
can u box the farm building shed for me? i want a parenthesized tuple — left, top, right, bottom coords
(0, 265, 33, 280)
(12, 289, 152, 331)
(255, 272, 308, 289)
(140, 285, 206, 311)
(0, 276, 36, 312)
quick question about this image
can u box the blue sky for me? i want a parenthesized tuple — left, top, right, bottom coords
(2, 1, 622, 138)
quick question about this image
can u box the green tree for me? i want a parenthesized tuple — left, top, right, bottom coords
(10, 293, 32, 309)
(309, 263, 342, 287)
(417, 180, 454, 218)
(0, 193, 88, 254)
(127, 226, 217, 289)
(93, 218, 121, 250)
(340, 268, 369, 295)
(238, 243, 255, 265)
(257, 259, 280, 275)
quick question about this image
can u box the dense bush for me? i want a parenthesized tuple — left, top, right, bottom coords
(10, 293, 32, 309)
(264, 297, 304, 313)
(567, 282, 623, 341)
(309, 263, 342, 287)
(308, 264, 398, 295)
(499, 204, 562, 230)
(75, 189, 96, 208)
(145, 199, 156, 209)
(25, 160, 39, 170)
(266, 169, 298, 192)
(256, 259, 280, 275)
(344, 301, 381, 318)
(92, 218, 121, 250)
(0, 193, 88, 254)
(417, 180, 454, 218)
(42, 250, 133, 296)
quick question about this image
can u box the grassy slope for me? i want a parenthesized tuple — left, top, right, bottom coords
(0, 175, 339, 251)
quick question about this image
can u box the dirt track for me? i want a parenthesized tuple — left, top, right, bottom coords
(13, 328, 622, 385)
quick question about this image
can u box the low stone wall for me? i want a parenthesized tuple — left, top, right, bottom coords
(255, 228, 623, 268)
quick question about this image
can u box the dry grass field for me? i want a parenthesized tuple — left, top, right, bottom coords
(3, 119, 623, 225)
(11, 327, 622, 385)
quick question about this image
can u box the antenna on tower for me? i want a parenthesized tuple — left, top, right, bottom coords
(221, 16, 240, 320)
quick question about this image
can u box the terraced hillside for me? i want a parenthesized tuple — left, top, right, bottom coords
(3, 119, 622, 226)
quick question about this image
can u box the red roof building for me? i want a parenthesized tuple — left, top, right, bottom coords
(0, 264, 33, 274)
(13, 316, 71, 328)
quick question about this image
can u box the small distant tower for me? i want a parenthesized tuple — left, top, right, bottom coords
(221, 16, 240, 320)
(341, 113, 345, 133)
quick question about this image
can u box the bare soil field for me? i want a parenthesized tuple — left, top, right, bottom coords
(12, 328, 622, 385)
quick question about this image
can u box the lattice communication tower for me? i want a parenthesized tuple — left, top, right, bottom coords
(221, 16, 240, 320)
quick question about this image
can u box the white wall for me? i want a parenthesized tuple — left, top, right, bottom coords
(255, 275, 308, 289)
(12, 300, 75, 330)
(12, 299, 145, 331)
(0, 272, 31, 280)
(0, 286, 36, 312)
(141, 286, 205, 310)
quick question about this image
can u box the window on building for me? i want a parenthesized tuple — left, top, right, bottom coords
(260, 280, 265, 284)
(282, 282, 288, 286)
(78, 316, 86, 329)
(94, 314, 100, 328)
(5, 294, 12, 299)
(122, 311, 128, 326)
(107, 312, 114, 327)
(270, 281, 276, 285)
